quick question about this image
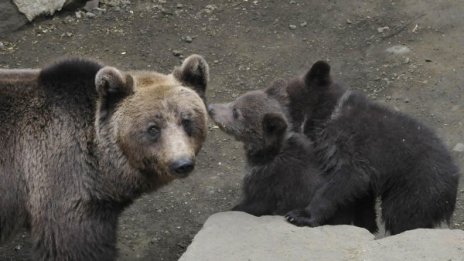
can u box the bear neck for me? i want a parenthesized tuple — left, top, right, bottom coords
(245, 134, 288, 165)
(246, 146, 281, 165)
(245, 133, 312, 167)
(304, 83, 347, 134)
(92, 122, 146, 207)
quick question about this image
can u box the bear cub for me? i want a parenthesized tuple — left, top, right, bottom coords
(284, 61, 460, 235)
(208, 84, 378, 233)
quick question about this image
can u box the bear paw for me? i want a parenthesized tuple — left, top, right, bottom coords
(285, 209, 320, 227)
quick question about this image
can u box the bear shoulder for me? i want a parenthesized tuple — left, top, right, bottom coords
(39, 58, 103, 84)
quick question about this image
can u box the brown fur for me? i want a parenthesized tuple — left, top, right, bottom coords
(0, 55, 209, 260)
(208, 87, 378, 233)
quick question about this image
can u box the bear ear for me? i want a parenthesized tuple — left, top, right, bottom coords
(265, 79, 288, 102)
(304, 60, 332, 89)
(262, 113, 288, 149)
(95, 66, 134, 121)
(173, 54, 209, 101)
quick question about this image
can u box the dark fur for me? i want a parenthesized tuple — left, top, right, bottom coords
(0, 57, 208, 260)
(285, 61, 460, 235)
(208, 88, 378, 233)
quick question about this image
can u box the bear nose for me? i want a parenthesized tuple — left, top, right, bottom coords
(170, 158, 195, 177)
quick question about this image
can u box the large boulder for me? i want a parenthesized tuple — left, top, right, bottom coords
(0, 0, 89, 34)
(13, 0, 87, 21)
(180, 212, 464, 261)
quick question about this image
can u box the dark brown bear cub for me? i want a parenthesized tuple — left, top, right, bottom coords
(284, 61, 460, 235)
(0, 55, 209, 260)
(208, 85, 378, 233)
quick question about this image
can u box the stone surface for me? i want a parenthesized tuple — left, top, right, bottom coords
(365, 229, 464, 261)
(0, 0, 28, 35)
(14, 0, 67, 21)
(13, 0, 87, 21)
(180, 212, 464, 261)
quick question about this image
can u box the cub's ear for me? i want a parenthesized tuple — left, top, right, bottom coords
(265, 79, 288, 103)
(95, 66, 134, 121)
(304, 60, 331, 89)
(173, 54, 209, 101)
(262, 113, 288, 149)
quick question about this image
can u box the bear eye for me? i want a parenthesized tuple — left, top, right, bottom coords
(233, 108, 240, 119)
(182, 118, 193, 136)
(147, 125, 161, 140)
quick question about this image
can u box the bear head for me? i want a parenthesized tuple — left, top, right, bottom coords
(208, 84, 289, 160)
(94, 55, 209, 193)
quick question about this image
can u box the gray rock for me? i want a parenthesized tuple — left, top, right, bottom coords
(386, 45, 411, 55)
(364, 229, 464, 261)
(85, 11, 96, 18)
(453, 143, 464, 152)
(180, 212, 464, 261)
(180, 212, 373, 261)
(184, 36, 193, 43)
(0, 0, 28, 35)
(289, 24, 297, 30)
(13, 0, 86, 21)
(172, 50, 183, 57)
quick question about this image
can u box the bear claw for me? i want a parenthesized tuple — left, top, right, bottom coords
(285, 209, 319, 227)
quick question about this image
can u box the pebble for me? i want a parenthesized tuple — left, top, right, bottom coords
(404, 98, 410, 103)
(386, 45, 411, 55)
(162, 9, 174, 15)
(377, 26, 390, 33)
(184, 36, 193, 43)
(0, 41, 4, 50)
(85, 12, 96, 18)
(172, 50, 183, 56)
(300, 21, 307, 27)
(289, 24, 297, 30)
(453, 143, 464, 152)
(177, 3, 183, 9)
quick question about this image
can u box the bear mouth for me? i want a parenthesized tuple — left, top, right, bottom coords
(212, 121, 232, 134)
(211, 122, 244, 143)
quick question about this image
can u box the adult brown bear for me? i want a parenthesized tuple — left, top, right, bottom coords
(0, 55, 209, 260)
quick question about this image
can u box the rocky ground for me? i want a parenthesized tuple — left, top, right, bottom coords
(0, 0, 463, 260)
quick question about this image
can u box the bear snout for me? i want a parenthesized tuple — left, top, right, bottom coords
(170, 157, 195, 177)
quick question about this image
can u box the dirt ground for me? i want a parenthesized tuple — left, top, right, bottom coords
(0, 0, 463, 260)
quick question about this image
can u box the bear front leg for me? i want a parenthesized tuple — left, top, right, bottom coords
(31, 209, 119, 261)
(286, 165, 370, 227)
